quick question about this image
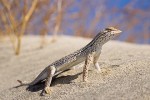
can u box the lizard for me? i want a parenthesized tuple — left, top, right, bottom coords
(17, 27, 122, 95)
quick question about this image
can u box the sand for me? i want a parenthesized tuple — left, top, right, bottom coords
(0, 36, 150, 100)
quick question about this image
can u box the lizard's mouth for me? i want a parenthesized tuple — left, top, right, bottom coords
(111, 29, 122, 35)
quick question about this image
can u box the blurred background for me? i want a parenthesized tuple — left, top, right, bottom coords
(0, 0, 150, 55)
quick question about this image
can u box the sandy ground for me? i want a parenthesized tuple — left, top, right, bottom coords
(0, 36, 150, 100)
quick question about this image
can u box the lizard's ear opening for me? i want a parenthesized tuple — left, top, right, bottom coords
(105, 27, 122, 35)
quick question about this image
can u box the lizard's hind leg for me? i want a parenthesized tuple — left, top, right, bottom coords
(42, 66, 56, 95)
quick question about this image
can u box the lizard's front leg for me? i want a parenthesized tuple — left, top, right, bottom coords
(93, 52, 101, 72)
(42, 66, 56, 95)
(83, 53, 94, 82)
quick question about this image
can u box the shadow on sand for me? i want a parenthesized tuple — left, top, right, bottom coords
(25, 72, 82, 93)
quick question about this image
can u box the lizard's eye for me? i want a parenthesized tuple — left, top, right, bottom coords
(105, 27, 117, 31)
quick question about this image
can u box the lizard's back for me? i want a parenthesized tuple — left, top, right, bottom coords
(51, 48, 87, 72)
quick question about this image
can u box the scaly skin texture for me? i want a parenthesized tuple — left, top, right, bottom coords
(18, 27, 122, 95)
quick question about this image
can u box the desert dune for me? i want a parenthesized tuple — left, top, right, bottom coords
(0, 36, 150, 100)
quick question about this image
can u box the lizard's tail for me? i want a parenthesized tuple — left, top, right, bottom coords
(17, 80, 29, 86)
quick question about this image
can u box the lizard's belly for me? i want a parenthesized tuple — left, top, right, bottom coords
(55, 57, 85, 72)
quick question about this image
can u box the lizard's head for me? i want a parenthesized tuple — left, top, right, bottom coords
(105, 27, 122, 35)
(102, 27, 122, 40)
(97, 27, 122, 45)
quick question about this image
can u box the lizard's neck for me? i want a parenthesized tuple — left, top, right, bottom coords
(81, 31, 114, 53)
(88, 31, 105, 46)
(93, 31, 114, 46)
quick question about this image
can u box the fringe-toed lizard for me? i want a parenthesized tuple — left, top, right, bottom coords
(18, 27, 122, 95)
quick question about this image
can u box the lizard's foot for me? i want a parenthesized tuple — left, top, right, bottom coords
(41, 86, 51, 96)
(83, 78, 88, 82)
(95, 69, 101, 73)
(44, 86, 51, 94)
(83, 80, 88, 83)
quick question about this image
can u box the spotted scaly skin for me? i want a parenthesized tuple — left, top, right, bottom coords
(18, 27, 122, 95)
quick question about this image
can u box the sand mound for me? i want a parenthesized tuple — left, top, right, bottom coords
(0, 36, 150, 100)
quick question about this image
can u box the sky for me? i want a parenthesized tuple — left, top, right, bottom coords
(62, 0, 150, 44)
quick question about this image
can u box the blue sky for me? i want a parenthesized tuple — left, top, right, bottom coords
(62, 0, 150, 44)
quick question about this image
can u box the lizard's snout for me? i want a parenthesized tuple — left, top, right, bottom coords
(111, 29, 122, 35)
(105, 27, 122, 35)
